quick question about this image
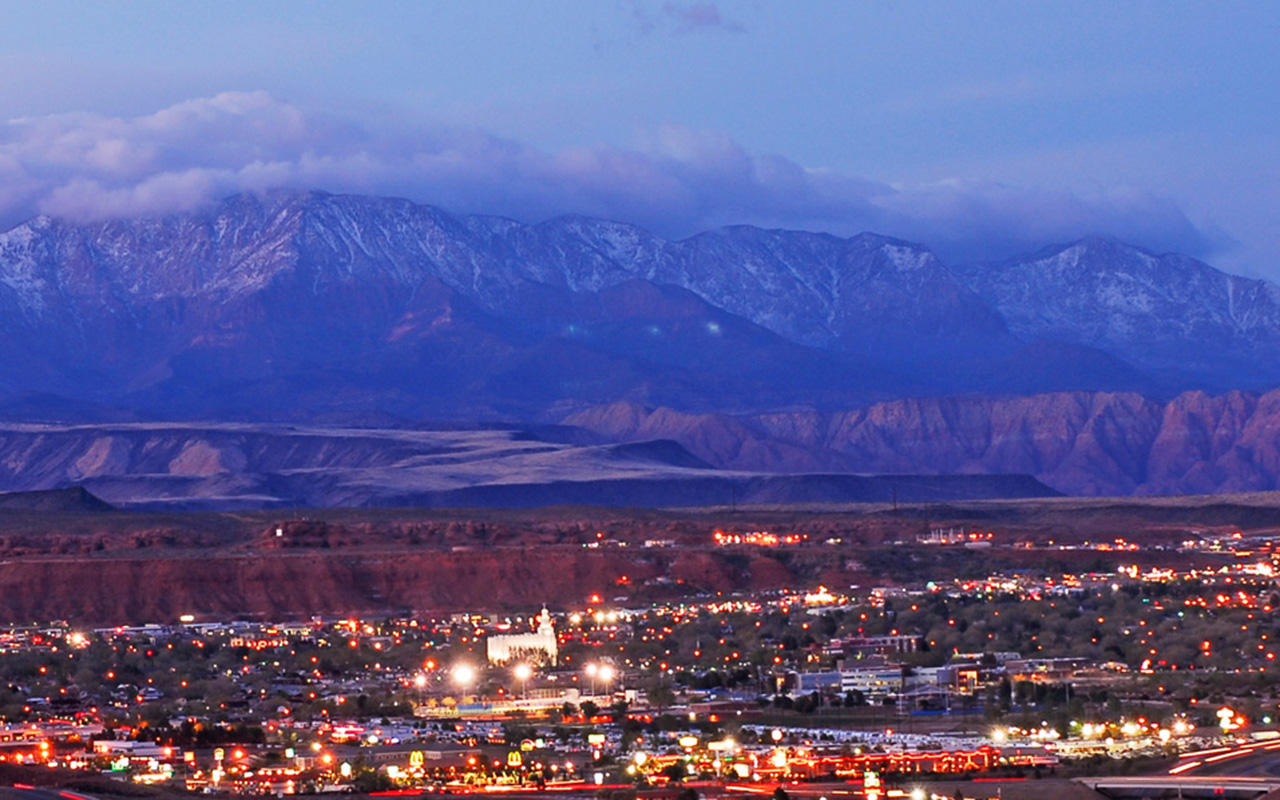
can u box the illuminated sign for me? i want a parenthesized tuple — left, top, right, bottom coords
(865, 769, 882, 800)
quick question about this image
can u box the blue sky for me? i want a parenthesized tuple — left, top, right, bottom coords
(2, 1, 1277, 276)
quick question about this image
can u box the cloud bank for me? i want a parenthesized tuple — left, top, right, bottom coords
(0, 91, 1220, 264)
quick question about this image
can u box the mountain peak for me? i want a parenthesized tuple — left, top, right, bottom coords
(958, 231, 1280, 384)
(1000, 233, 1147, 268)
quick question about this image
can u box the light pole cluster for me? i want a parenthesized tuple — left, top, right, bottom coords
(408, 660, 622, 708)
(584, 663, 616, 698)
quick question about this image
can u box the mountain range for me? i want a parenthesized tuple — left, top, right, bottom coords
(0, 189, 1278, 501)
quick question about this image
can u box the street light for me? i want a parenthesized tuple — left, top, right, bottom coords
(585, 663, 616, 699)
(454, 664, 476, 696)
(514, 663, 532, 700)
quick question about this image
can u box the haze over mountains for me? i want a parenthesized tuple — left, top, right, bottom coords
(0, 189, 1277, 503)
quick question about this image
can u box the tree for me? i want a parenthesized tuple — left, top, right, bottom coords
(648, 684, 676, 713)
(794, 692, 821, 714)
(352, 767, 394, 793)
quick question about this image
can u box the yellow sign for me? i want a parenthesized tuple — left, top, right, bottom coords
(214, 748, 225, 762)
(409, 751, 424, 767)
(508, 751, 523, 767)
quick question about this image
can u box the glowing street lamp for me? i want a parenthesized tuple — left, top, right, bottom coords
(514, 663, 533, 699)
(585, 663, 615, 698)
(453, 664, 476, 695)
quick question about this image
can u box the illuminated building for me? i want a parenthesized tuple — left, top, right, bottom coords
(486, 608, 558, 666)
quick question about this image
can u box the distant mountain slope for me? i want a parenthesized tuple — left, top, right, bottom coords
(566, 388, 1280, 497)
(0, 423, 1056, 510)
(4, 385, 1279, 501)
(0, 486, 114, 512)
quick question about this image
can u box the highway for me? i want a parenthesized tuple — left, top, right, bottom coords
(0, 786, 96, 800)
(1075, 739, 1280, 800)
(1168, 739, 1280, 778)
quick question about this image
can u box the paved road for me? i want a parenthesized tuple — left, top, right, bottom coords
(1167, 740, 1280, 778)
(0, 786, 95, 800)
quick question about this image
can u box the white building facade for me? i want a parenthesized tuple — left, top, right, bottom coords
(486, 608, 558, 666)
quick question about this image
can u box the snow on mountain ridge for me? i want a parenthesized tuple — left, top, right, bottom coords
(955, 236, 1280, 381)
(0, 191, 973, 349)
(1, 190, 1278, 390)
(0, 227, 50, 314)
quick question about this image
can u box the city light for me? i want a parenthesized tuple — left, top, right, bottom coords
(453, 664, 476, 688)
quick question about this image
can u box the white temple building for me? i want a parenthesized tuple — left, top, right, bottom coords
(487, 608, 558, 666)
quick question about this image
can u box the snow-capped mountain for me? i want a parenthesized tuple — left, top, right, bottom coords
(955, 236, 1280, 382)
(0, 190, 1002, 343)
(0, 189, 1274, 422)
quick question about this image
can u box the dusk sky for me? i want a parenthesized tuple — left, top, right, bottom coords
(2, 1, 1278, 277)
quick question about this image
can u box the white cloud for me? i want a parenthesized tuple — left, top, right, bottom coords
(0, 92, 1221, 266)
(40, 170, 230, 222)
